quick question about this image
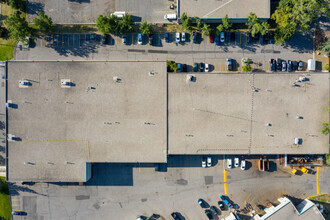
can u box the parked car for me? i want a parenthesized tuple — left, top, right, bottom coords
(182, 32, 186, 42)
(177, 63, 182, 72)
(292, 61, 298, 70)
(220, 32, 225, 43)
(122, 34, 127, 45)
(205, 210, 212, 220)
(165, 32, 170, 43)
(241, 160, 246, 170)
(182, 64, 187, 72)
(282, 61, 287, 71)
(193, 62, 198, 72)
(210, 206, 218, 215)
(218, 201, 226, 211)
(192, 31, 197, 43)
(102, 35, 106, 44)
(298, 61, 303, 71)
(209, 34, 215, 43)
(205, 63, 209, 72)
(138, 33, 143, 45)
(220, 195, 233, 208)
(253, 33, 259, 42)
(231, 32, 236, 42)
(264, 31, 269, 42)
(227, 158, 232, 169)
(106, 34, 111, 44)
(171, 212, 180, 220)
(227, 58, 232, 71)
(287, 60, 293, 72)
(176, 32, 180, 43)
(149, 34, 153, 45)
(270, 59, 276, 71)
(226, 32, 230, 42)
(207, 156, 212, 167)
(234, 157, 239, 167)
(259, 35, 264, 44)
(202, 157, 207, 168)
(247, 32, 252, 43)
(269, 31, 274, 44)
(215, 34, 220, 45)
(276, 58, 282, 70)
(12, 211, 26, 216)
(24, 37, 30, 48)
(198, 198, 207, 208)
(199, 62, 204, 72)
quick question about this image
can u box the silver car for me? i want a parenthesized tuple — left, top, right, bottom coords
(282, 61, 287, 71)
(176, 32, 180, 43)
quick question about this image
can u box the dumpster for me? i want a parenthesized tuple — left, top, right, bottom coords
(301, 167, 309, 174)
(292, 169, 298, 175)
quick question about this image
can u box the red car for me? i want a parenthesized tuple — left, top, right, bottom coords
(209, 34, 215, 43)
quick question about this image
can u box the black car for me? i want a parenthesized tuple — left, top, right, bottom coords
(210, 206, 218, 215)
(226, 32, 230, 43)
(292, 61, 298, 70)
(287, 60, 293, 72)
(270, 59, 276, 71)
(205, 210, 212, 220)
(171, 212, 180, 220)
(231, 32, 236, 42)
(192, 32, 197, 43)
(106, 34, 111, 45)
(102, 35, 106, 45)
(199, 62, 204, 72)
(269, 31, 274, 44)
(182, 64, 187, 72)
(264, 31, 269, 42)
(149, 34, 153, 45)
(218, 201, 226, 211)
(259, 34, 264, 44)
(276, 58, 282, 70)
(12, 211, 26, 216)
(253, 33, 259, 42)
(247, 32, 252, 43)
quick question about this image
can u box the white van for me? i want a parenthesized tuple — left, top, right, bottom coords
(111, 11, 126, 18)
(164, 13, 177, 20)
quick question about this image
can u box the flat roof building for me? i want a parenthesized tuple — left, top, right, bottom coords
(5, 61, 329, 182)
(179, 0, 271, 23)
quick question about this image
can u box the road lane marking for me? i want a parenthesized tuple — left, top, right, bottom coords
(219, 62, 221, 72)
(244, 192, 252, 203)
(224, 183, 228, 194)
(223, 169, 227, 182)
(316, 167, 320, 194)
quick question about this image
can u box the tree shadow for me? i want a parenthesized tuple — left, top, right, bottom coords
(26, 1, 44, 16)
(282, 32, 313, 53)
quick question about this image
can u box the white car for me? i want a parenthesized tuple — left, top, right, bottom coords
(207, 156, 212, 167)
(176, 32, 180, 43)
(227, 158, 232, 169)
(181, 32, 186, 42)
(205, 63, 209, 72)
(202, 157, 206, 168)
(234, 157, 239, 167)
(220, 32, 225, 43)
(241, 160, 246, 170)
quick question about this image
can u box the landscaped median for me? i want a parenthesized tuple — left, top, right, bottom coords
(0, 177, 11, 220)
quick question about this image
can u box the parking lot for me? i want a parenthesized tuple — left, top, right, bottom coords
(15, 31, 314, 73)
(8, 157, 329, 220)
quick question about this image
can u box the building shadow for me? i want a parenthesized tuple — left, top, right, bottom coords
(167, 155, 221, 167)
(85, 163, 133, 186)
(68, 0, 90, 3)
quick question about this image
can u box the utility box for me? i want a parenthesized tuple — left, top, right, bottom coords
(307, 59, 315, 71)
(61, 79, 72, 88)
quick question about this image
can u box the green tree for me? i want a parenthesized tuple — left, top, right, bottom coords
(246, 12, 259, 29)
(32, 12, 53, 33)
(4, 13, 30, 41)
(167, 60, 178, 72)
(118, 14, 134, 34)
(322, 122, 330, 135)
(9, 0, 20, 10)
(215, 24, 224, 35)
(194, 16, 203, 29)
(242, 65, 252, 72)
(139, 20, 153, 35)
(108, 14, 119, 34)
(260, 22, 270, 35)
(325, 64, 330, 72)
(247, 12, 270, 37)
(181, 12, 188, 22)
(222, 14, 232, 31)
(320, 38, 330, 53)
(96, 15, 110, 35)
(272, 0, 328, 44)
(182, 17, 193, 32)
(201, 23, 211, 36)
